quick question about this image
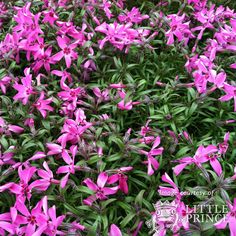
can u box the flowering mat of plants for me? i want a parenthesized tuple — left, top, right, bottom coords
(1, 0, 236, 235)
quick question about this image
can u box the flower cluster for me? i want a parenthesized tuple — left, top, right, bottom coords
(0, 0, 236, 235)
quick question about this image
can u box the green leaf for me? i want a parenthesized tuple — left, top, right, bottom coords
(120, 212, 136, 227)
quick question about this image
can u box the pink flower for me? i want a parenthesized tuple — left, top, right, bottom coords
(42, 10, 58, 25)
(199, 145, 223, 176)
(52, 36, 78, 68)
(165, 14, 194, 46)
(102, 0, 113, 19)
(58, 84, 84, 111)
(0, 166, 37, 200)
(0, 146, 15, 166)
(192, 6, 215, 40)
(215, 198, 236, 236)
(109, 83, 126, 89)
(46, 143, 65, 155)
(12, 198, 47, 236)
(0, 76, 11, 94)
(14, 3, 43, 40)
(41, 196, 66, 235)
(0, 117, 24, 135)
(107, 167, 133, 194)
(117, 89, 140, 110)
(0, 212, 15, 235)
(57, 111, 92, 147)
(174, 145, 222, 176)
(140, 120, 151, 137)
(83, 172, 119, 206)
(95, 22, 147, 52)
(117, 99, 133, 110)
(158, 173, 181, 200)
(31, 161, 60, 191)
(118, 7, 149, 24)
(56, 145, 80, 188)
(219, 132, 230, 155)
(192, 71, 208, 93)
(188, 0, 207, 10)
(33, 92, 54, 118)
(68, 221, 85, 233)
(109, 224, 122, 236)
(27, 151, 46, 161)
(232, 167, 236, 180)
(13, 68, 35, 105)
(219, 83, 236, 111)
(230, 63, 236, 69)
(20, 37, 45, 61)
(208, 70, 226, 89)
(52, 69, 73, 88)
(32, 46, 55, 73)
(93, 87, 110, 102)
(140, 136, 164, 175)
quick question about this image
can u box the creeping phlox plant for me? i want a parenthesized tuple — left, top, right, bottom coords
(0, 0, 236, 235)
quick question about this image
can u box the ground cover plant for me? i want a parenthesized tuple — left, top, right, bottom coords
(0, 0, 236, 235)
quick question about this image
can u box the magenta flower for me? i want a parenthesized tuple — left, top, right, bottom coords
(208, 70, 226, 89)
(46, 143, 65, 155)
(33, 92, 54, 118)
(58, 85, 84, 111)
(93, 87, 110, 102)
(107, 167, 133, 194)
(42, 10, 58, 25)
(109, 224, 122, 236)
(199, 145, 222, 176)
(32, 46, 55, 73)
(57, 112, 92, 147)
(192, 6, 215, 40)
(12, 198, 47, 236)
(118, 7, 149, 24)
(219, 132, 230, 155)
(117, 99, 133, 110)
(219, 83, 236, 111)
(0, 166, 37, 200)
(166, 14, 194, 46)
(95, 22, 146, 52)
(83, 172, 119, 206)
(41, 196, 66, 236)
(192, 71, 208, 93)
(140, 136, 164, 175)
(52, 69, 73, 88)
(0, 76, 11, 94)
(109, 83, 126, 89)
(0, 212, 15, 235)
(56, 145, 80, 188)
(102, 0, 113, 19)
(140, 120, 151, 137)
(14, 3, 43, 40)
(230, 63, 236, 69)
(117, 89, 140, 110)
(31, 161, 60, 191)
(0, 117, 24, 135)
(13, 68, 35, 105)
(232, 167, 236, 180)
(52, 36, 78, 68)
(175, 201, 192, 230)
(0, 145, 15, 166)
(158, 173, 181, 200)
(68, 221, 85, 233)
(174, 145, 222, 176)
(188, 0, 207, 10)
(215, 198, 236, 236)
